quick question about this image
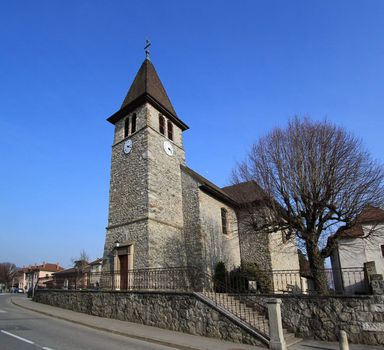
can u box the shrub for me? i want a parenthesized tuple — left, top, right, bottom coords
(213, 261, 228, 292)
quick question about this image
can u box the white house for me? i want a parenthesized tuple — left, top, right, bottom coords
(331, 206, 384, 294)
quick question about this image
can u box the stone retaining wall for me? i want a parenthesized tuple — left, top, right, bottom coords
(251, 294, 384, 345)
(34, 290, 266, 347)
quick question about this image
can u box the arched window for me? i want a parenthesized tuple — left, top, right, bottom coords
(124, 117, 130, 138)
(167, 120, 173, 141)
(159, 115, 165, 135)
(131, 114, 137, 134)
(221, 208, 228, 234)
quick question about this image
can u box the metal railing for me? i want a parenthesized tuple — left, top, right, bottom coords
(270, 267, 368, 295)
(40, 266, 369, 296)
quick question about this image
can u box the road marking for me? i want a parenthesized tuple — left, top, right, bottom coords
(42, 347, 55, 350)
(0, 309, 7, 313)
(0, 330, 35, 344)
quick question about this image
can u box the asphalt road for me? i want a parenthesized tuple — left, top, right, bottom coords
(0, 294, 177, 350)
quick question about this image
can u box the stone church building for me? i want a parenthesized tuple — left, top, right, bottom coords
(102, 57, 299, 279)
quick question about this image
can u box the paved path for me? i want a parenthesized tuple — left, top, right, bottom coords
(7, 294, 384, 350)
(0, 294, 178, 350)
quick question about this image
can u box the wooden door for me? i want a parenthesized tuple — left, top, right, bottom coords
(119, 254, 128, 290)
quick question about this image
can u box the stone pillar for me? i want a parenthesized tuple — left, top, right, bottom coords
(339, 330, 349, 350)
(267, 298, 287, 350)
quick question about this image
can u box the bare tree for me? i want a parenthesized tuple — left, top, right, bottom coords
(71, 250, 90, 289)
(233, 117, 384, 293)
(0, 262, 18, 290)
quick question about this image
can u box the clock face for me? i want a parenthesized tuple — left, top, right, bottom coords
(163, 141, 174, 156)
(123, 139, 132, 154)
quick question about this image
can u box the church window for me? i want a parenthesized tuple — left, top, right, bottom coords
(131, 114, 137, 134)
(167, 120, 173, 141)
(124, 117, 130, 138)
(221, 208, 228, 234)
(159, 115, 165, 135)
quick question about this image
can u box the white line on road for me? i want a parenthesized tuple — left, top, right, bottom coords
(42, 347, 55, 350)
(1, 330, 35, 344)
(0, 309, 7, 313)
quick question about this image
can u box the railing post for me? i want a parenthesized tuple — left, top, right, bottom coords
(266, 298, 287, 350)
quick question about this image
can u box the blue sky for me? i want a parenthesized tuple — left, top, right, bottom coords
(1, 1, 383, 268)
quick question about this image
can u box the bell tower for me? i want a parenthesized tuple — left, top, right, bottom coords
(102, 54, 189, 273)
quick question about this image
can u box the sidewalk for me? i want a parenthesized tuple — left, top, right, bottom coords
(11, 295, 383, 350)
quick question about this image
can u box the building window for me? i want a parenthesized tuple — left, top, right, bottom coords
(167, 120, 173, 141)
(131, 114, 137, 134)
(221, 208, 228, 234)
(124, 117, 130, 138)
(159, 114, 165, 135)
(381, 245, 384, 257)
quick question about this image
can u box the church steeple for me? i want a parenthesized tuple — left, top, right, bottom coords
(107, 59, 189, 131)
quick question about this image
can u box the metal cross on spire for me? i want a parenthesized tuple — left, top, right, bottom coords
(144, 39, 151, 60)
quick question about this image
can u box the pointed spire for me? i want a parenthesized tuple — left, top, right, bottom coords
(107, 58, 189, 131)
(120, 59, 178, 117)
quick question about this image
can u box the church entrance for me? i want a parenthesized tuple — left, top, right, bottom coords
(119, 254, 128, 290)
(115, 244, 133, 290)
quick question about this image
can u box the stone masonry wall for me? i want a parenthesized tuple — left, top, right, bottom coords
(103, 104, 150, 271)
(237, 208, 272, 271)
(252, 295, 384, 345)
(181, 170, 205, 270)
(146, 107, 186, 267)
(34, 290, 265, 347)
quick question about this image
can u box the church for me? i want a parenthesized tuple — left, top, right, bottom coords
(102, 53, 299, 282)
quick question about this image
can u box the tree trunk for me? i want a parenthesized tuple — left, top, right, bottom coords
(306, 239, 328, 294)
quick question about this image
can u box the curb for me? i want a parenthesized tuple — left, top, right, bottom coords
(11, 297, 202, 350)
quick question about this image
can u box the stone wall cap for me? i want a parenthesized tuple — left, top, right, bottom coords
(266, 298, 282, 304)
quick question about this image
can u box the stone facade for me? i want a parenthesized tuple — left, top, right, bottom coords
(34, 290, 266, 347)
(198, 190, 240, 272)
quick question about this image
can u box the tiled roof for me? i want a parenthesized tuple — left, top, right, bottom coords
(53, 267, 77, 275)
(338, 225, 365, 238)
(180, 165, 238, 206)
(337, 206, 384, 238)
(356, 206, 384, 224)
(89, 258, 103, 266)
(25, 263, 64, 273)
(221, 181, 266, 204)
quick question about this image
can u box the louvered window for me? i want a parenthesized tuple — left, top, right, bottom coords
(124, 117, 130, 138)
(159, 115, 165, 135)
(167, 120, 173, 141)
(131, 114, 137, 134)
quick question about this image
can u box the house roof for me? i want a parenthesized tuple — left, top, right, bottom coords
(356, 206, 384, 224)
(221, 181, 266, 204)
(53, 267, 77, 275)
(337, 206, 384, 239)
(107, 59, 188, 130)
(25, 263, 63, 273)
(89, 258, 103, 266)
